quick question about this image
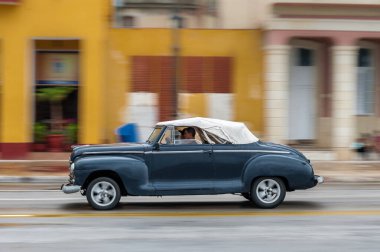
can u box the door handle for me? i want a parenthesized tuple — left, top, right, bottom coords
(203, 150, 212, 155)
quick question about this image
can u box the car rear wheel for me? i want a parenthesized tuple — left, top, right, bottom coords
(251, 177, 286, 209)
(86, 177, 121, 210)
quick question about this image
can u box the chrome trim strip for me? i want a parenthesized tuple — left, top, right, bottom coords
(145, 150, 289, 154)
(145, 150, 204, 154)
(82, 150, 290, 155)
(213, 150, 290, 154)
(82, 151, 144, 155)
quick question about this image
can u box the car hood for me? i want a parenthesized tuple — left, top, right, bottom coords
(70, 143, 147, 161)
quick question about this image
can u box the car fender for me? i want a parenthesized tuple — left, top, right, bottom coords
(74, 155, 151, 195)
(242, 154, 314, 191)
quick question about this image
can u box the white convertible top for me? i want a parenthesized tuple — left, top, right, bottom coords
(156, 117, 259, 144)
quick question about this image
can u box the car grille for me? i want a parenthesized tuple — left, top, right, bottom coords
(68, 164, 75, 184)
(69, 172, 75, 184)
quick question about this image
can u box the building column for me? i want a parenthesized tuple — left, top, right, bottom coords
(264, 45, 290, 144)
(0, 38, 31, 158)
(331, 46, 357, 160)
(79, 39, 107, 144)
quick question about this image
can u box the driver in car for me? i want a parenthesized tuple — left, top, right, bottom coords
(181, 127, 195, 139)
(179, 127, 200, 144)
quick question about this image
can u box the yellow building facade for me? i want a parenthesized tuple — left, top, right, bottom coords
(108, 29, 264, 141)
(0, 0, 263, 158)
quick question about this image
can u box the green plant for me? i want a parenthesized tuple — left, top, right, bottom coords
(36, 86, 75, 133)
(33, 122, 48, 143)
(64, 123, 78, 144)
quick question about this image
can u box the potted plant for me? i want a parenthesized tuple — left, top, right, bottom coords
(33, 122, 48, 152)
(36, 86, 75, 151)
(64, 122, 78, 151)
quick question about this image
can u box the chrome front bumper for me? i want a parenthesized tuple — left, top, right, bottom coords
(61, 184, 81, 194)
(314, 175, 324, 185)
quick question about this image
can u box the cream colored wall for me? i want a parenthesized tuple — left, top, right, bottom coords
(117, 10, 218, 29)
(356, 117, 379, 137)
(318, 118, 332, 148)
(115, 0, 269, 29)
(219, 0, 268, 29)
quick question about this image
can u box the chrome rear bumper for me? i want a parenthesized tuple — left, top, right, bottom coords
(314, 175, 324, 185)
(61, 184, 81, 194)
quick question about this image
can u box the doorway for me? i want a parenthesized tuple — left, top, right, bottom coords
(289, 44, 318, 141)
(33, 40, 80, 151)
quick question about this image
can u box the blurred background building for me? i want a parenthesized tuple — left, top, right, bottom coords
(1, 0, 380, 160)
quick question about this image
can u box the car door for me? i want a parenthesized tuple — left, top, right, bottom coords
(150, 127, 214, 195)
(212, 144, 259, 193)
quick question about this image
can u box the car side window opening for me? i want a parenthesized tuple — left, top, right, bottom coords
(159, 126, 207, 145)
(198, 129, 212, 144)
(202, 129, 232, 144)
(175, 126, 203, 144)
(157, 126, 232, 145)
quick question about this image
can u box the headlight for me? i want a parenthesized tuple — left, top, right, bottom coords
(70, 163, 75, 172)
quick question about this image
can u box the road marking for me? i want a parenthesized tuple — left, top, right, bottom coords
(0, 214, 33, 217)
(1, 210, 380, 218)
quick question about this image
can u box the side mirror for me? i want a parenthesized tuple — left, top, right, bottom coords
(153, 142, 160, 150)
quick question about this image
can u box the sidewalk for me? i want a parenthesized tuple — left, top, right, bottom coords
(313, 160, 380, 183)
(0, 152, 69, 184)
(0, 152, 379, 184)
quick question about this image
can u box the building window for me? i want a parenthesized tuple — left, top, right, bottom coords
(358, 48, 371, 67)
(122, 16, 135, 28)
(206, 0, 217, 14)
(131, 56, 232, 121)
(357, 48, 375, 115)
(35, 51, 79, 85)
(131, 56, 231, 93)
(296, 48, 314, 66)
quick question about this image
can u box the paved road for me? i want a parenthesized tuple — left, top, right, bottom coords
(0, 183, 379, 251)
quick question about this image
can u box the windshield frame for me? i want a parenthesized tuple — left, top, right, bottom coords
(146, 126, 165, 144)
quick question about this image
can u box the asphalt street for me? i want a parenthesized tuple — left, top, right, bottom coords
(0, 183, 379, 251)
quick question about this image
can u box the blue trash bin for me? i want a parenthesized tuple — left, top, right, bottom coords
(116, 123, 139, 142)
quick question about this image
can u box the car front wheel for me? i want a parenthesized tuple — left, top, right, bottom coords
(251, 177, 286, 209)
(86, 177, 121, 210)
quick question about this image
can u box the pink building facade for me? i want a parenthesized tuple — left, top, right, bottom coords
(264, 2, 380, 159)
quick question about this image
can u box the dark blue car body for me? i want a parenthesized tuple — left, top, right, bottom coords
(67, 127, 319, 198)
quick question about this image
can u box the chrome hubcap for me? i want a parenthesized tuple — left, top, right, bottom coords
(256, 179, 281, 204)
(91, 181, 116, 206)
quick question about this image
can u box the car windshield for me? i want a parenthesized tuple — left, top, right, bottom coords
(146, 126, 164, 144)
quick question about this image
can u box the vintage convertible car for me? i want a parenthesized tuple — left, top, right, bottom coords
(62, 117, 323, 210)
